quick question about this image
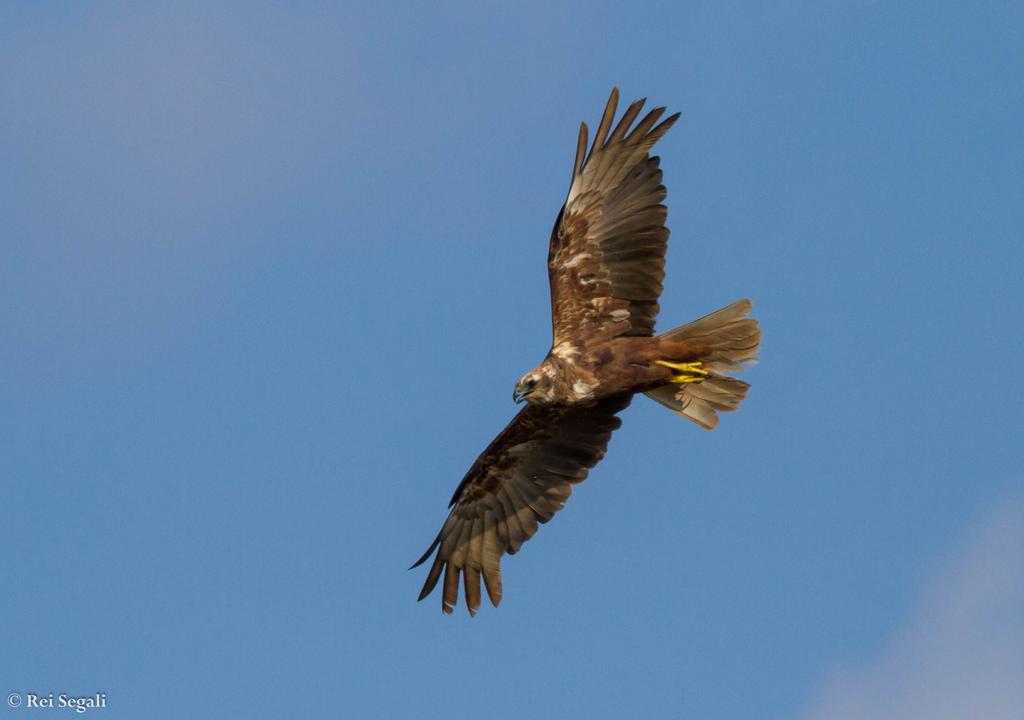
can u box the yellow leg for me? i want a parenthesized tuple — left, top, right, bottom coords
(655, 360, 708, 384)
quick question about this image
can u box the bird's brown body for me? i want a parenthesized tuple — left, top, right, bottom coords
(413, 89, 762, 615)
(531, 336, 694, 403)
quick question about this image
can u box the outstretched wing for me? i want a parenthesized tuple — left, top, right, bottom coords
(412, 395, 631, 615)
(549, 88, 680, 346)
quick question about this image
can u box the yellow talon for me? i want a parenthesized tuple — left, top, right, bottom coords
(656, 360, 708, 384)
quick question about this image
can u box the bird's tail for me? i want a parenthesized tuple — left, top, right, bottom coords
(644, 299, 761, 430)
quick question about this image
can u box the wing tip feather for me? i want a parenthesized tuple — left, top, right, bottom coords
(416, 547, 445, 601)
(409, 532, 442, 570)
(573, 121, 589, 181)
(590, 87, 620, 155)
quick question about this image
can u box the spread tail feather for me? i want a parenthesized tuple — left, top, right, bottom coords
(645, 299, 760, 430)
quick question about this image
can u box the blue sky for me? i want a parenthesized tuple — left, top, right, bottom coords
(2, 2, 1022, 718)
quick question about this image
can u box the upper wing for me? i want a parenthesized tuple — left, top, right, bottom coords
(412, 395, 631, 615)
(549, 88, 680, 346)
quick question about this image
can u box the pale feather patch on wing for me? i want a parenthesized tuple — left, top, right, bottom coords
(563, 252, 591, 269)
(552, 341, 579, 360)
(572, 379, 597, 400)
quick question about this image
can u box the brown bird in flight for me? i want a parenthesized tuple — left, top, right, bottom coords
(413, 88, 761, 615)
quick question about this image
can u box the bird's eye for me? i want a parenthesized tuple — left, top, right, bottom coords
(526, 378, 537, 389)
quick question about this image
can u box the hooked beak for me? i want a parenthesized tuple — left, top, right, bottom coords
(513, 387, 529, 404)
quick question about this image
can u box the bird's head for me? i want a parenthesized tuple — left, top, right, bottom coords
(513, 368, 554, 405)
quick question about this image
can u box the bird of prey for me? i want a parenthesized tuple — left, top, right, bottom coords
(413, 88, 761, 615)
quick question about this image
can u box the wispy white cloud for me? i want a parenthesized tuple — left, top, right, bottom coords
(800, 496, 1024, 720)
